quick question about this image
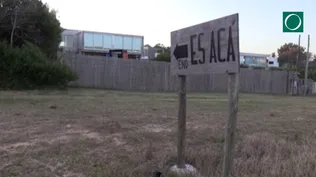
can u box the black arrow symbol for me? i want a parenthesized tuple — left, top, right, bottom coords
(173, 44, 188, 60)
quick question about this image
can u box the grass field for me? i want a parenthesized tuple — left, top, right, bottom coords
(0, 88, 316, 177)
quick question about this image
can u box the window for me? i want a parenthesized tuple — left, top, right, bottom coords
(113, 35, 123, 49)
(93, 33, 103, 48)
(123, 36, 133, 50)
(84, 32, 93, 48)
(132, 37, 142, 51)
(65, 35, 74, 47)
(255, 58, 264, 66)
(244, 56, 253, 65)
(240, 56, 245, 64)
(269, 61, 274, 64)
(103, 34, 112, 49)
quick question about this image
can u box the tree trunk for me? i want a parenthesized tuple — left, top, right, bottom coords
(10, 27, 15, 46)
(10, 8, 18, 46)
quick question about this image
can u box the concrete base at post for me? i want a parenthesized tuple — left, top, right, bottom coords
(166, 164, 199, 177)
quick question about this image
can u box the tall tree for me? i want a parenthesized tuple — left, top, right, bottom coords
(0, 0, 62, 59)
(154, 43, 165, 49)
(277, 43, 306, 68)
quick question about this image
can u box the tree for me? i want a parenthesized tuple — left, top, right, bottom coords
(153, 43, 165, 54)
(154, 43, 165, 49)
(152, 43, 171, 62)
(0, 0, 9, 22)
(0, 0, 62, 59)
(153, 43, 171, 62)
(277, 43, 306, 68)
(156, 52, 170, 62)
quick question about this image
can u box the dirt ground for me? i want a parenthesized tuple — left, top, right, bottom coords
(0, 89, 316, 177)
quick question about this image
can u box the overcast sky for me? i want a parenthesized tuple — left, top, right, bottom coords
(42, 0, 315, 55)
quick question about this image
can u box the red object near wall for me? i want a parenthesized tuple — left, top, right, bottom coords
(123, 52, 128, 59)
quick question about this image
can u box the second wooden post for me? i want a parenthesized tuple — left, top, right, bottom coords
(177, 75, 186, 168)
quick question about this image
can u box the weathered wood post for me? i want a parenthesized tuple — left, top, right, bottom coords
(168, 13, 240, 177)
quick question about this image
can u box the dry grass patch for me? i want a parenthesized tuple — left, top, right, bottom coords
(0, 89, 316, 177)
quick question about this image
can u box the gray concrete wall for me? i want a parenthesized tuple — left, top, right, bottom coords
(64, 54, 294, 94)
(312, 82, 316, 94)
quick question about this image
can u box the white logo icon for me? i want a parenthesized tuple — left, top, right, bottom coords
(284, 13, 302, 31)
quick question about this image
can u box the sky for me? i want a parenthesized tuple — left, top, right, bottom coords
(42, 0, 315, 55)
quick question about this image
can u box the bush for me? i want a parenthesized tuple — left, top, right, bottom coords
(156, 53, 171, 62)
(0, 41, 77, 89)
(297, 68, 316, 80)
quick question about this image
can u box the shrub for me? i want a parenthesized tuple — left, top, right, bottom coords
(297, 68, 316, 80)
(0, 41, 77, 89)
(156, 52, 171, 62)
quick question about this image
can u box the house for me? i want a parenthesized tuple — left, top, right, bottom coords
(142, 45, 157, 60)
(240, 52, 279, 68)
(266, 56, 280, 67)
(60, 28, 144, 59)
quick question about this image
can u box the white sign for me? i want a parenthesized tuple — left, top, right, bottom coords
(170, 14, 240, 75)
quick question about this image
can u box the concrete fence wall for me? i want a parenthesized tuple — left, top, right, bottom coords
(64, 54, 294, 94)
(313, 82, 316, 94)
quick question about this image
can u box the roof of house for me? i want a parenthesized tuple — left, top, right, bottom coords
(82, 30, 144, 38)
(62, 28, 144, 38)
(62, 29, 80, 35)
(240, 52, 269, 57)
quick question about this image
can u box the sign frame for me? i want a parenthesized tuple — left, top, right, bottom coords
(171, 13, 240, 177)
(171, 13, 240, 76)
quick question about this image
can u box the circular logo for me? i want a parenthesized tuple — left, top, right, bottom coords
(284, 14, 302, 31)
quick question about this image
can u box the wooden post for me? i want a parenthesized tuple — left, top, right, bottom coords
(222, 73, 239, 177)
(304, 35, 310, 96)
(177, 75, 186, 168)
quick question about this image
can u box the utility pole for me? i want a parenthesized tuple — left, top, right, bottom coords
(296, 35, 301, 69)
(304, 35, 310, 96)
